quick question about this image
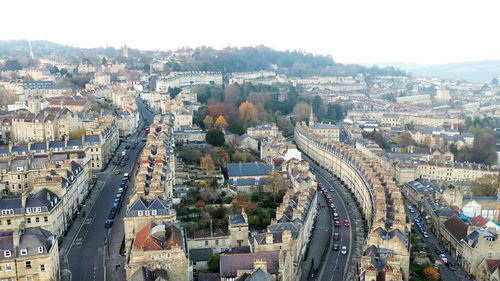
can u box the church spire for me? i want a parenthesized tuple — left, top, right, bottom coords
(309, 105, 314, 127)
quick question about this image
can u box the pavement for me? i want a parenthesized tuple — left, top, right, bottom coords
(59, 98, 153, 281)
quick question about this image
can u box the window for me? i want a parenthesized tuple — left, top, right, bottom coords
(21, 248, 27, 255)
(18, 184, 21, 190)
(27, 218, 31, 224)
(205, 241, 208, 246)
(25, 174, 28, 179)
(27, 277, 33, 281)
(197, 241, 202, 247)
(4, 250, 11, 257)
(35, 217, 40, 223)
(222, 240, 226, 245)
(7, 219, 11, 225)
(17, 175, 21, 180)
(40, 264, 45, 272)
(25, 261, 31, 268)
(6, 264, 11, 271)
(38, 247, 43, 253)
(44, 217, 48, 222)
(215, 240, 219, 245)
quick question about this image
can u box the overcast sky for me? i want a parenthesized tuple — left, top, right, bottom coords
(2, 0, 499, 65)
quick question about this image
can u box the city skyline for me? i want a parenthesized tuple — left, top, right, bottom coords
(2, 0, 500, 65)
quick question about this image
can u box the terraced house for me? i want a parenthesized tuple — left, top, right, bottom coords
(295, 121, 409, 281)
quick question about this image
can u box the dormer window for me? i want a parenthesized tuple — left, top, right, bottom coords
(152, 210, 157, 215)
(4, 250, 11, 257)
(20, 248, 27, 255)
(138, 211, 143, 216)
(26, 208, 32, 213)
(145, 210, 150, 216)
(38, 247, 43, 253)
(35, 207, 41, 213)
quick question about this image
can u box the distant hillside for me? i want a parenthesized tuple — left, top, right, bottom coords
(0, 40, 405, 77)
(371, 61, 500, 83)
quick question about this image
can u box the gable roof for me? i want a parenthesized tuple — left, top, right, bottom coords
(443, 215, 468, 241)
(228, 163, 271, 177)
(471, 215, 489, 228)
(220, 251, 280, 278)
(487, 259, 500, 273)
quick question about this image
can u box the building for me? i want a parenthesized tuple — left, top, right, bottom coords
(247, 125, 280, 140)
(227, 163, 271, 193)
(219, 251, 281, 281)
(462, 228, 500, 278)
(125, 222, 191, 281)
(308, 109, 340, 141)
(0, 228, 59, 281)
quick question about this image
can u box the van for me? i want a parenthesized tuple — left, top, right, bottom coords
(124, 173, 129, 179)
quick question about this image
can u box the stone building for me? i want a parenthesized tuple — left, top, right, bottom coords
(0, 228, 59, 281)
(462, 228, 500, 277)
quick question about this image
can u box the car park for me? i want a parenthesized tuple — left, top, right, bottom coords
(341, 246, 348, 255)
(333, 243, 339, 251)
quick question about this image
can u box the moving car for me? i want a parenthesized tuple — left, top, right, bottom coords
(115, 171, 121, 175)
(423, 232, 429, 238)
(92, 175, 98, 179)
(334, 221, 341, 227)
(333, 233, 340, 240)
(333, 213, 339, 220)
(440, 254, 448, 263)
(105, 219, 114, 228)
(341, 246, 348, 255)
(344, 220, 350, 227)
(332, 244, 339, 251)
(329, 187, 334, 192)
(328, 198, 334, 204)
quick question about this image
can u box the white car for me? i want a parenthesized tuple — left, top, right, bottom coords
(341, 246, 348, 255)
(440, 254, 448, 263)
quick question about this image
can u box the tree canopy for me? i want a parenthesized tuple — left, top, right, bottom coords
(206, 129, 225, 146)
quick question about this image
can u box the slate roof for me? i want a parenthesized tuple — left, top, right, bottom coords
(26, 188, 60, 212)
(236, 268, 274, 281)
(0, 146, 9, 157)
(84, 135, 101, 145)
(127, 197, 174, 217)
(189, 248, 213, 262)
(228, 163, 271, 177)
(49, 141, 65, 149)
(0, 198, 22, 215)
(198, 273, 221, 281)
(228, 178, 266, 186)
(220, 251, 280, 278)
(67, 140, 83, 148)
(0, 231, 14, 260)
(30, 143, 47, 152)
(443, 215, 468, 242)
(230, 214, 247, 225)
(19, 227, 55, 257)
(11, 145, 28, 155)
(465, 229, 497, 248)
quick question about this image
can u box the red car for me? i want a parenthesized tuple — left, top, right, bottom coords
(334, 221, 341, 227)
(318, 183, 323, 188)
(344, 220, 350, 227)
(333, 233, 340, 240)
(328, 198, 334, 204)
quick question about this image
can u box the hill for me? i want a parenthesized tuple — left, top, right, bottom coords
(371, 61, 500, 83)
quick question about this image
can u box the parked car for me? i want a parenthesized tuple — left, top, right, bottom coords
(440, 254, 448, 263)
(341, 246, 348, 255)
(329, 187, 334, 192)
(108, 207, 117, 219)
(115, 171, 121, 175)
(334, 221, 341, 227)
(105, 219, 114, 228)
(434, 249, 442, 255)
(120, 162, 126, 167)
(92, 175, 98, 180)
(423, 232, 429, 238)
(333, 233, 340, 240)
(333, 243, 340, 251)
(344, 220, 350, 227)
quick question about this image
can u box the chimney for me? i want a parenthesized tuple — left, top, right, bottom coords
(253, 258, 267, 272)
(210, 219, 213, 237)
(282, 230, 292, 247)
(265, 233, 273, 244)
(46, 190, 51, 202)
(13, 229, 21, 249)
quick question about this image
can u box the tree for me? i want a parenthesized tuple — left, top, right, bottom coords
(276, 115, 294, 136)
(239, 101, 259, 123)
(70, 129, 86, 140)
(208, 254, 220, 273)
(472, 129, 498, 165)
(223, 84, 241, 105)
(143, 64, 150, 74)
(423, 135, 432, 147)
(473, 174, 499, 196)
(203, 115, 214, 129)
(3, 59, 22, 71)
(102, 57, 107, 65)
(0, 90, 18, 104)
(206, 129, 225, 146)
(266, 171, 287, 203)
(423, 267, 440, 280)
(292, 102, 311, 123)
(395, 131, 414, 147)
(168, 87, 182, 99)
(312, 95, 322, 118)
(200, 154, 215, 171)
(209, 102, 230, 120)
(214, 115, 229, 130)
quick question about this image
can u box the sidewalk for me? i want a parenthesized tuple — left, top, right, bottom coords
(300, 194, 332, 281)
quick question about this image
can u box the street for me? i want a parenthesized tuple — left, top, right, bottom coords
(60, 98, 154, 281)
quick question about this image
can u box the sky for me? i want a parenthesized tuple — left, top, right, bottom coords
(2, 0, 499, 65)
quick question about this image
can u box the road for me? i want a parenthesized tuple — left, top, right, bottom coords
(406, 206, 466, 281)
(315, 171, 350, 280)
(64, 98, 154, 281)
